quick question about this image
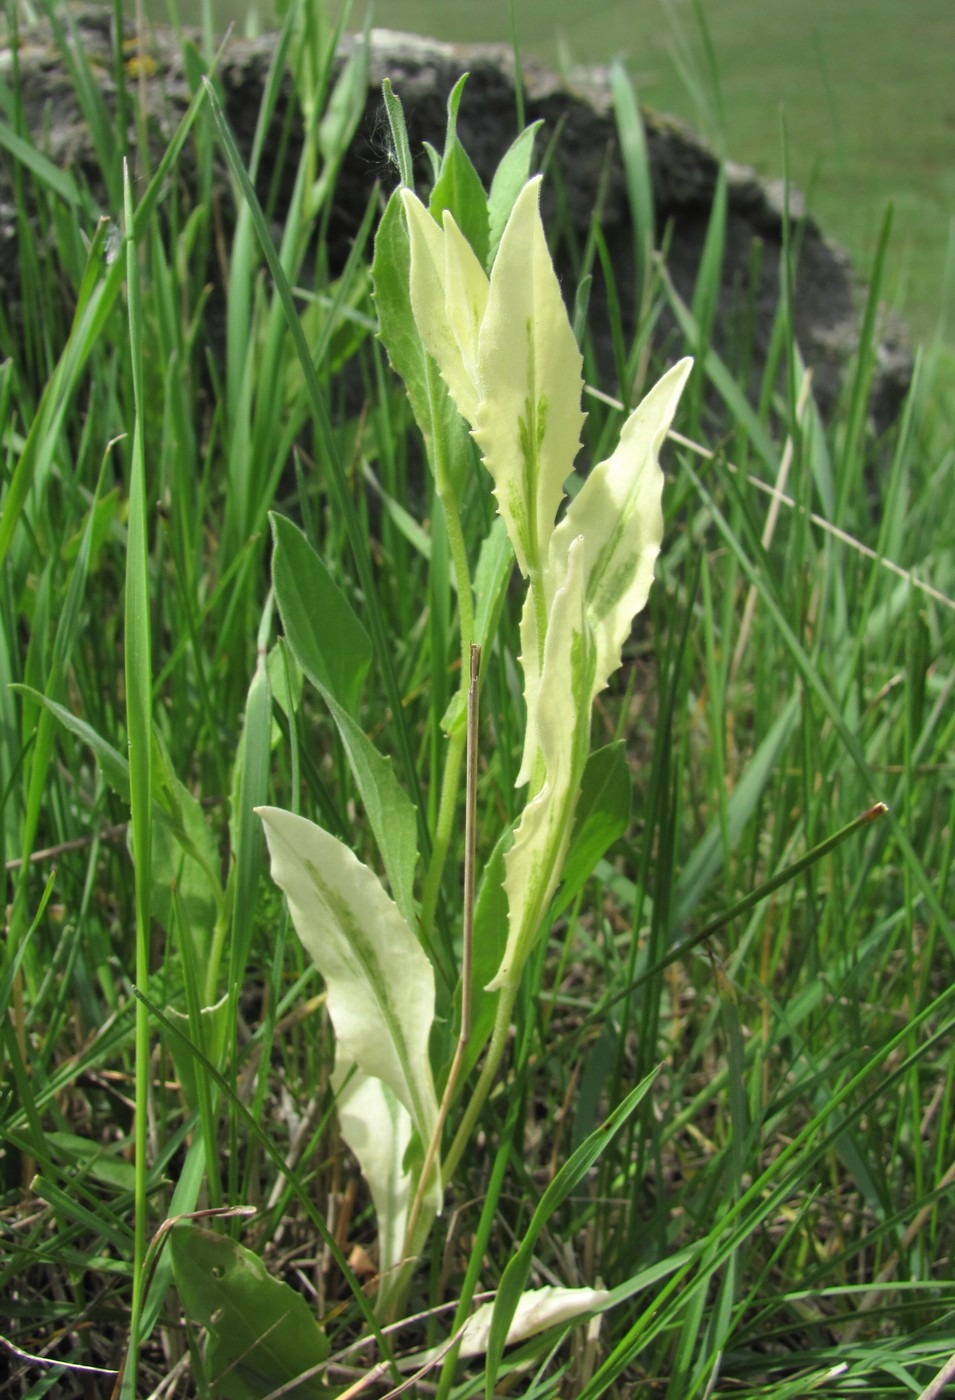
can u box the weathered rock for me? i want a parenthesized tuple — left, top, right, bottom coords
(0, 12, 910, 427)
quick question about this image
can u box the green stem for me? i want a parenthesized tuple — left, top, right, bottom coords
(443, 974, 519, 1182)
(442, 485, 476, 666)
(419, 413, 476, 942)
(420, 723, 467, 941)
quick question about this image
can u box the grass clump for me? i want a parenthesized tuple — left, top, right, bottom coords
(1, 4, 954, 1397)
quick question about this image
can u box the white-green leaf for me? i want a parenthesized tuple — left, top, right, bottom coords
(401, 189, 488, 426)
(332, 1060, 441, 1313)
(457, 1285, 610, 1358)
(443, 211, 490, 415)
(518, 357, 692, 786)
(473, 176, 585, 579)
(256, 807, 439, 1168)
(514, 583, 543, 789)
(553, 356, 692, 693)
(332, 1059, 432, 1280)
(489, 538, 595, 991)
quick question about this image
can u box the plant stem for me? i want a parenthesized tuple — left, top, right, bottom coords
(420, 725, 467, 943)
(420, 415, 476, 941)
(443, 973, 519, 1182)
(407, 646, 480, 1252)
(442, 483, 476, 666)
(122, 156, 152, 1400)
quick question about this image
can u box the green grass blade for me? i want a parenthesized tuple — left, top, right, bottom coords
(485, 1069, 659, 1394)
(202, 76, 430, 865)
(120, 158, 153, 1399)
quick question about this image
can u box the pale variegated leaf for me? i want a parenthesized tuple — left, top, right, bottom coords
(489, 538, 595, 991)
(401, 190, 488, 425)
(256, 807, 439, 1165)
(474, 176, 585, 579)
(552, 357, 692, 694)
(332, 1059, 441, 1283)
(443, 211, 489, 409)
(517, 358, 692, 786)
(514, 584, 543, 789)
(333, 1059, 442, 1317)
(457, 1285, 610, 1358)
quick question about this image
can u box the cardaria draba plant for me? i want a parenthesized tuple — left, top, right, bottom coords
(256, 79, 692, 1328)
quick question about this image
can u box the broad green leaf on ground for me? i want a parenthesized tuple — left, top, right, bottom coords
(257, 807, 439, 1172)
(270, 515, 417, 923)
(474, 176, 585, 579)
(45, 1131, 136, 1192)
(169, 1225, 329, 1399)
(489, 540, 595, 991)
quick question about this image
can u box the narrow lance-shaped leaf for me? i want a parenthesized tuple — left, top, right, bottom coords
(427, 73, 490, 267)
(256, 807, 439, 1175)
(487, 120, 544, 262)
(372, 189, 431, 430)
(270, 514, 418, 926)
(474, 176, 585, 579)
(489, 538, 595, 991)
(270, 512, 370, 719)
